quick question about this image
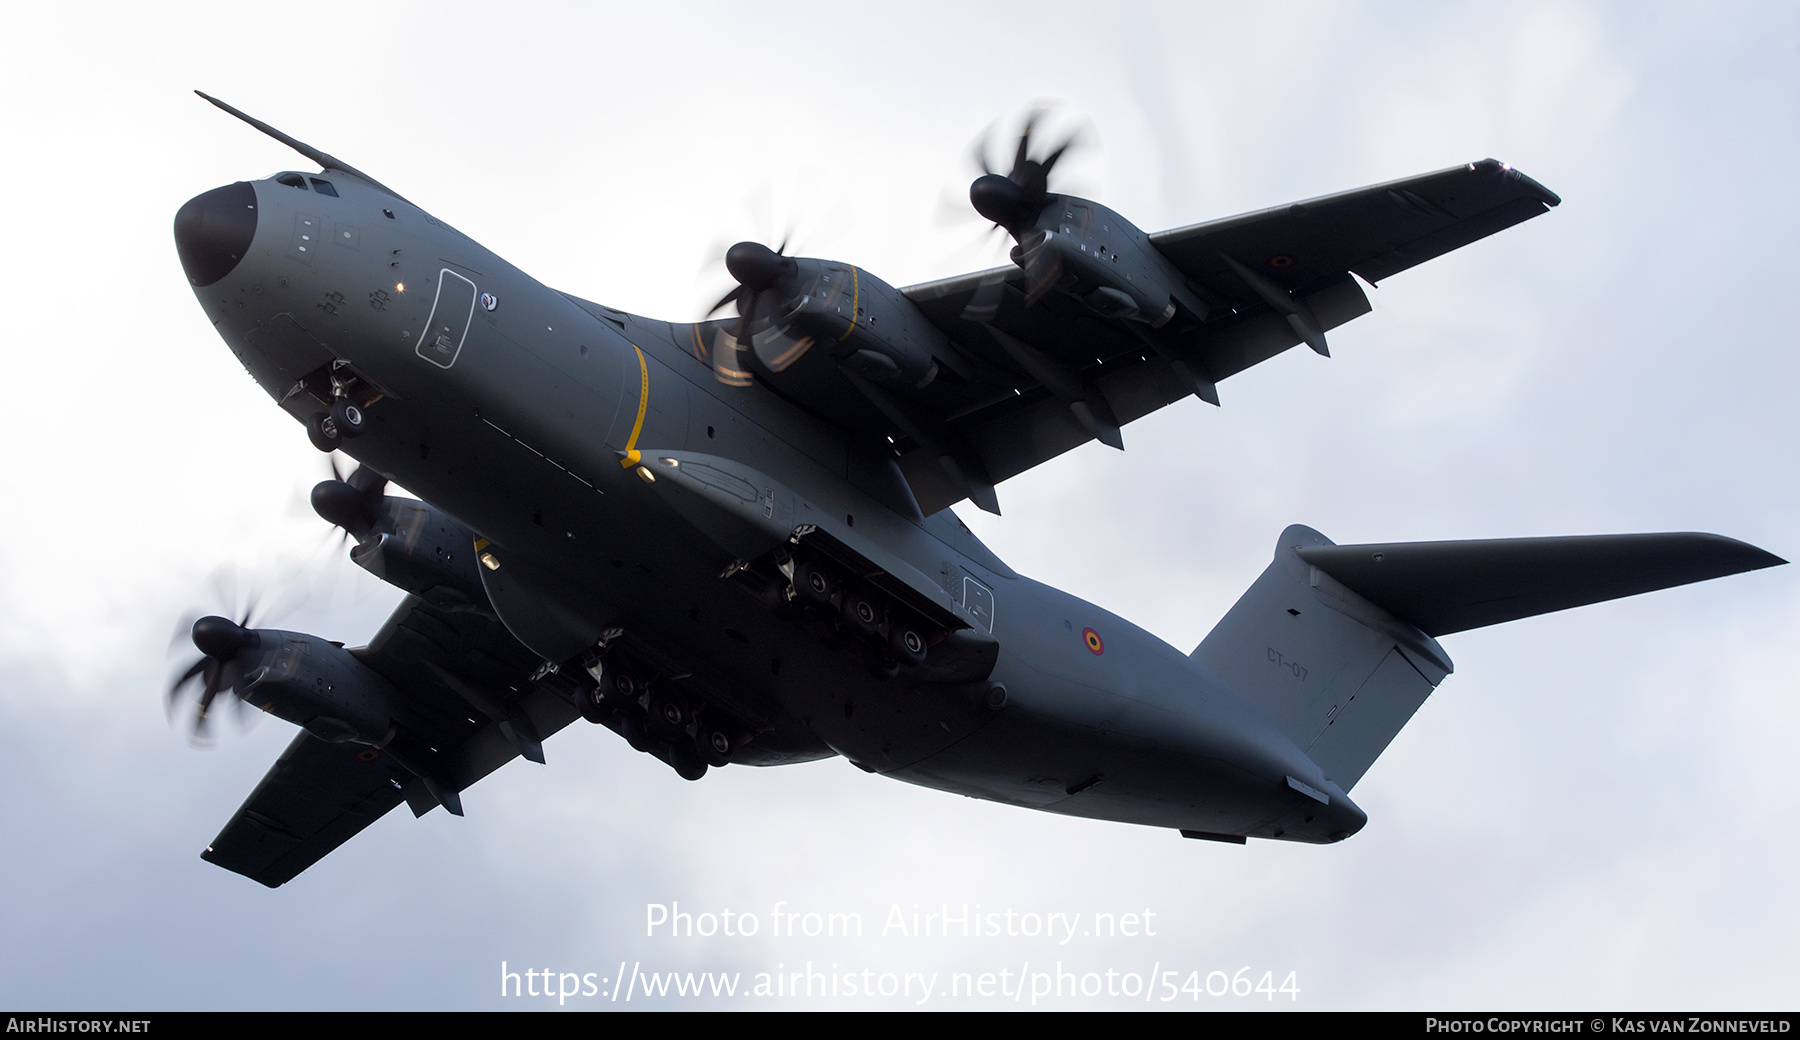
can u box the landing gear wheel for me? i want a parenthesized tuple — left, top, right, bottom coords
(793, 559, 838, 607)
(889, 621, 929, 667)
(305, 412, 341, 453)
(669, 742, 709, 781)
(646, 688, 689, 740)
(597, 669, 641, 709)
(329, 397, 368, 438)
(761, 579, 801, 619)
(841, 587, 883, 637)
(695, 722, 733, 767)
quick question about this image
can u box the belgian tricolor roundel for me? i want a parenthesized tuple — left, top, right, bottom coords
(1082, 627, 1104, 655)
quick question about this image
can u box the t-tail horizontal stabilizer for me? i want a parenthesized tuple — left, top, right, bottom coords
(1193, 525, 1783, 791)
(1294, 532, 1785, 636)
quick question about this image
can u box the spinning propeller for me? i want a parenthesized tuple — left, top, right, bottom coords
(695, 106, 1088, 376)
(167, 603, 262, 746)
(969, 110, 1076, 237)
(704, 239, 816, 383)
(963, 109, 1086, 318)
(169, 457, 391, 745)
(310, 454, 389, 546)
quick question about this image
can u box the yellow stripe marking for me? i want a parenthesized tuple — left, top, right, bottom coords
(620, 345, 649, 468)
(473, 538, 490, 552)
(838, 266, 860, 342)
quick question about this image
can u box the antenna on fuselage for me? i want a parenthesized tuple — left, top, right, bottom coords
(194, 90, 410, 204)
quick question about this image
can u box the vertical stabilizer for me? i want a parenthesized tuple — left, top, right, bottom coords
(1192, 525, 1450, 790)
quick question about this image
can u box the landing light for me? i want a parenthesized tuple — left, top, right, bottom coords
(479, 551, 500, 571)
(396, 282, 405, 292)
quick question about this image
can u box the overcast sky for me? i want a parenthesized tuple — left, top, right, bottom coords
(1, 0, 1796, 1011)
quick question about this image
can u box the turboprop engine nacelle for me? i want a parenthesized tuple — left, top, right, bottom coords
(239, 631, 404, 745)
(314, 478, 491, 613)
(770, 259, 953, 386)
(1015, 196, 1210, 326)
(349, 499, 490, 614)
(724, 242, 965, 388)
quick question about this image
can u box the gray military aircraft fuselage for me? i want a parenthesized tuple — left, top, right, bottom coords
(172, 97, 1781, 886)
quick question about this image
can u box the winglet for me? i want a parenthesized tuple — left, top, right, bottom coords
(195, 90, 409, 203)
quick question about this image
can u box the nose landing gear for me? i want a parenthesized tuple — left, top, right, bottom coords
(329, 397, 368, 437)
(294, 359, 380, 453)
(305, 411, 342, 453)
(306, 397, 371, 452)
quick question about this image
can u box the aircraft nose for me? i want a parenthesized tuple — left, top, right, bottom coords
(174, 181, 258, 287)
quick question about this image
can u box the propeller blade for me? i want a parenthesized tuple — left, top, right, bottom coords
(960, 269, 1012, 324)
(1037, 137, 1073, 182)
(1020, 241, 1064, 308)
(707, 239, 800, 386)
(971, 121, 997, 177)
(166, 655, 210, 722)
(171, 655, 210, 690)
(751, 323, 815, 373)
(1010, 111, 1038, 177)
(705, 284, 744, 319)
(967, 103, 1090, 236)
(348, 460, 388, 497)
(168, 609, 202, 654)
(174, 656, 241, 747)
(165, 601, 264, 746)
(712, 327, 754, 387)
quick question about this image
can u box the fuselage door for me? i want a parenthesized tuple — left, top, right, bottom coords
(415, 267, 478, 369)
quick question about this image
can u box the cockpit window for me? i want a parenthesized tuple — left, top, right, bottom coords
(275, 173, 309, 190)
(308, 178, 339, 197)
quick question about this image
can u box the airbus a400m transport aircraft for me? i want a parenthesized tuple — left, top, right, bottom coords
(171, 93, 1783, 887)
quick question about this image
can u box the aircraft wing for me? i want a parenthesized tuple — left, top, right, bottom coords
(201, 594, 580, 887)
(1145, 158, 1562, 296)
(200, 729, 410, 888)
(883, 160, 1559, 515)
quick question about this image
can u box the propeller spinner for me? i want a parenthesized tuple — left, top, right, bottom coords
(310, 455, 388, 545)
